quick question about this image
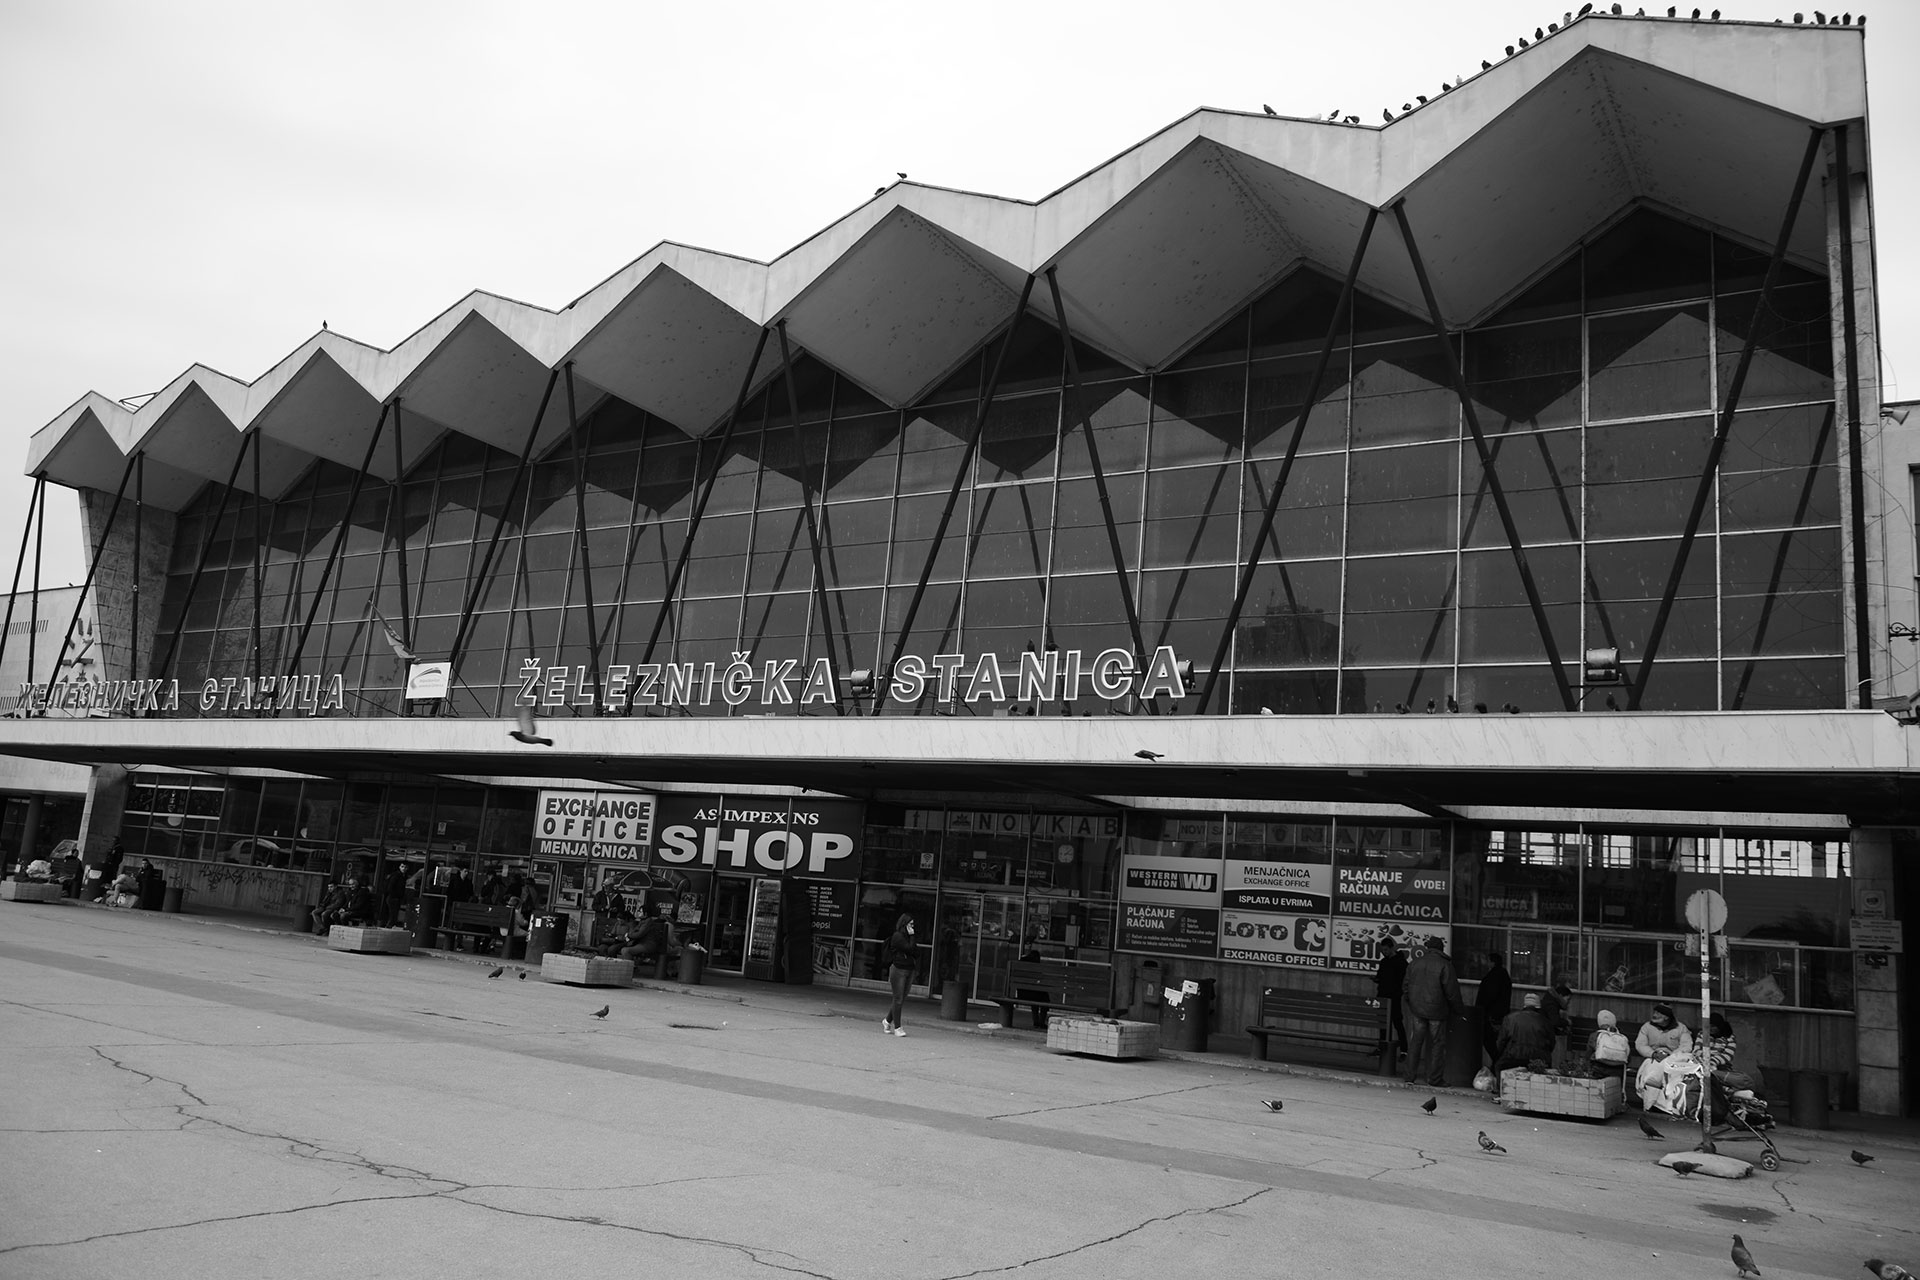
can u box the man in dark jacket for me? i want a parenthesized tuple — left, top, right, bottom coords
(1476, 952, 1513, 1066)
(1373, 937, 1409, 1067)
(1401, 937, 1465, 1087)
(1489, 992, 1558, 1095)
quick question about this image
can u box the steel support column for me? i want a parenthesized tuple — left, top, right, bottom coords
(447, 367, 561, 676)
(872, 274, 1037, 716)
(563, 362, 606, 712)
(285, 401, 390, 680)
(1630, 126, 1824, 708)
(775, 321, 847, 714)
(1835, 123, 1873, 709)
(1197, 210, 1376, 714)
(1046, 268, 1150, 707)
(390, 397, 413, 655)
(1395, 200, 1577, 711)
(0, 476, 46, 672)
(156, 429, 256, 683)
(640, 326, 774, 670)
(51, 452, 137, 688)
(251, 422, 265, 692)
(132, 454, 144, 683)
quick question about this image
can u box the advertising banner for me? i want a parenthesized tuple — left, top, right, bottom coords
(795, 877, 855, 935)
(1223, 857, 1332, 914)
(1333, 857, 1450, 922)
(1330, 919, 1453, 973)
(654, 796, 864, 880)
(534, 790, 656, 860)
(1117, 902, 1219, 957)
(1120, 855, 1222, 908)
(1219, 910, 1329, 967)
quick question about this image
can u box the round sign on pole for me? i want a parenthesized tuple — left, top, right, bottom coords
(1684, 889, 1728, 934)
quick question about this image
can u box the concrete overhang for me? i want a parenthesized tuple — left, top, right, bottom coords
(1, 709, 1912, 824)
(21, 16, 1868, 497)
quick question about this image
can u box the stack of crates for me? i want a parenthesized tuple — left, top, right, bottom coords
(1046, 1017, 1159, 1060)
(1498, 1068, 1623, 1119)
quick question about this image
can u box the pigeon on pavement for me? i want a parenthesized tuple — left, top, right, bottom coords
(1669, 1161, 1700, 1176)
(1421, 1096, 1438, 1115)
(1865, 1260, 1915, 1280)
(1637, 1115, 1665, 1139)
(1477, 1131, 1507, 1154)
(518, 972, 526, 980)
(487, 966, 504, 979)
(1694, 1135, 1717, 1154)
(1260, 1099, 1284, 1113)
(1731, 1234, 1760, 1277)
(591, 1005, 610, 1019)
(1851, 1149, 1875, 1166)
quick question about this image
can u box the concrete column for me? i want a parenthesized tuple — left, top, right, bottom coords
(1849, 827, 1902, 1115)
(78, 484, 178, 685)
(77, 765, 131, 866)
(16, 793, 44, 874)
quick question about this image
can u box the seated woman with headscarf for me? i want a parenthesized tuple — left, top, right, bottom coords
(1633, 1002, 1695, 1111)
(1585, 1009, 1632, 1078)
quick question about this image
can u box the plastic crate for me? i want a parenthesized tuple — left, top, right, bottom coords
(1046, 1017, 1159, 1060)
(1498, 1068, 1622, 1119)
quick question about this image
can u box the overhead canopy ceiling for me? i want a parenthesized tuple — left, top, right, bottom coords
(23, 16, 1870, 513)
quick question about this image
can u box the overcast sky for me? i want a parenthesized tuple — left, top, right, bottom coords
(3, 0, 1913, 595)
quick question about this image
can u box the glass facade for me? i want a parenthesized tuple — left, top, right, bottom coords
(152, 209, 1839, 717)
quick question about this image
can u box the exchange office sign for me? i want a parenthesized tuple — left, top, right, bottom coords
(534, 789, 657, 861)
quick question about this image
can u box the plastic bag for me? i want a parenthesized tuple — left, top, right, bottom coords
(1473, 1067, 1495, 1092)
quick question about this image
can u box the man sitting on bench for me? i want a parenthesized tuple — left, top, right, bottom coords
(618, 905, 681, 975)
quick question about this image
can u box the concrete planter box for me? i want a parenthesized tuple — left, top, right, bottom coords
(1046, 1016, 1159, 1060)
(1, 881, 63, 902)
(1498, 1068, 1623, 1119)
(326, 926, 414, 955)
(541, 954, 633, 987)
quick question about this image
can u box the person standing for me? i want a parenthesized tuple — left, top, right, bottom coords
(1372, 937, 1409, 1068)
(1401, 937, 1465, 1088)
(1475, 952, 1513, 1067)
(882, 913, 917, 1037)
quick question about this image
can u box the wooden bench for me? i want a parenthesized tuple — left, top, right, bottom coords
(989, 960, 1116, 1029)
(1245, 988, 1385, 1063)
(438, 902, 513, 952)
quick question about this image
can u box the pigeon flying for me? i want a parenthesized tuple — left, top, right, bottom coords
(1731, 1235, 1760, 1278)
(1865, 1261, 1915, 1280)
(511, 703, 553, 746)
(1637, 1115, 1665, 1140)
(1260, 1099, 1284, 1113)
(488, 966, 504, 979)
(1851, 1148, 1874, 1166)
(1477, 1131, 1507, 1154)
(1421, 1096, 1438, 1115)
(591, 1005, 610, 1019)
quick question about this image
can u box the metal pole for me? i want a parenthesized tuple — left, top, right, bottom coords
(29, 470, 45, 692)
(132, 454, 144, 684)
(50, 452, 136, 689)
(155, 429, 255, 682)
(390, 397, 413, 652)
(1699, 927, 1713, 1150)
(1834, 124, 1874, 709)
(1046, 268, 1150, 701)
(563, 362, 605, 712)
(640, 326, 774, 669)
(1631, 127, 1824, 707)
(775, 321, 847, 714)
(1197, 210, 1376, 714)
(448, 366, 560, 671)
(0, 476, 45, 673)
(1394, 200, 1576, 710)
(872, 274, 1037, 715)
(251, 423, 264, 692)
(285, 401, 390, 679)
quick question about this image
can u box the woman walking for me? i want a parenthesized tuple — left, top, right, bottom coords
(882, 913, 917, 1037)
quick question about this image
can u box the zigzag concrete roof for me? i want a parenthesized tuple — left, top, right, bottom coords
(23, 14, 1869, 512)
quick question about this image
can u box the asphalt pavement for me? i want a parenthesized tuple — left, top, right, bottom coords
(2, 898, 1914, 1280)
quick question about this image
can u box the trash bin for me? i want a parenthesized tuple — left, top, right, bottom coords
(679, 945, 706, 986)
(941, 978, 966, 1020)
(1161, 977, 1214, 1052)
(1444, 1008, 1482, 1088)
(138, 878, 166, 911)
(1790, 1069, 1830, 1129)
(1134, 960, 1162, 1018)
(162, 886, 184, 913)
(294, 906, 314, 934)
(524, 912, 569, 966)
(412, 895, 443, 947)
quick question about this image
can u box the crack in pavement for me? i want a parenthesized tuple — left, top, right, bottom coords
(934, 1186, 1274, 1278)
(988, 1081, 1225, 1120)
(1770, 1176, 1826, 1224)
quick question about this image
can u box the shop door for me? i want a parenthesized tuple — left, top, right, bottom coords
(708, 875, 753, 972)
(963, 891, 1027, 1001)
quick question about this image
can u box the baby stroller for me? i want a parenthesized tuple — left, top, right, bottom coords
(1709, 1086, 1783, 1171)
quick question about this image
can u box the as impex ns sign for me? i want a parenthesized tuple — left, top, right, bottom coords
(534, 790, 656, 861)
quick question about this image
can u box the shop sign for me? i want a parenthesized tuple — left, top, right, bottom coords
(533, 789, 656, 860)
(796, 877, 854, 935)
(1223, 857, 1331, 914)
(909, 809, 1122, 839)
(654, 796, 864, 879)
(1120, 855, 1221, 907)
(510, 644, 1190, 713)
(1219, 910, 1328, 968)
(405, 662, 450, 700)
(1117, 903, 1219, 957)
(1333, 861, 1450, 921)
(1329, 919, 1451, 973)
(11, 674, 353, 716)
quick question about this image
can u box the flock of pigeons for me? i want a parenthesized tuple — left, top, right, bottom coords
(1250, 1088, 1907, 1278)
(1258, 4, 1869, 127)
